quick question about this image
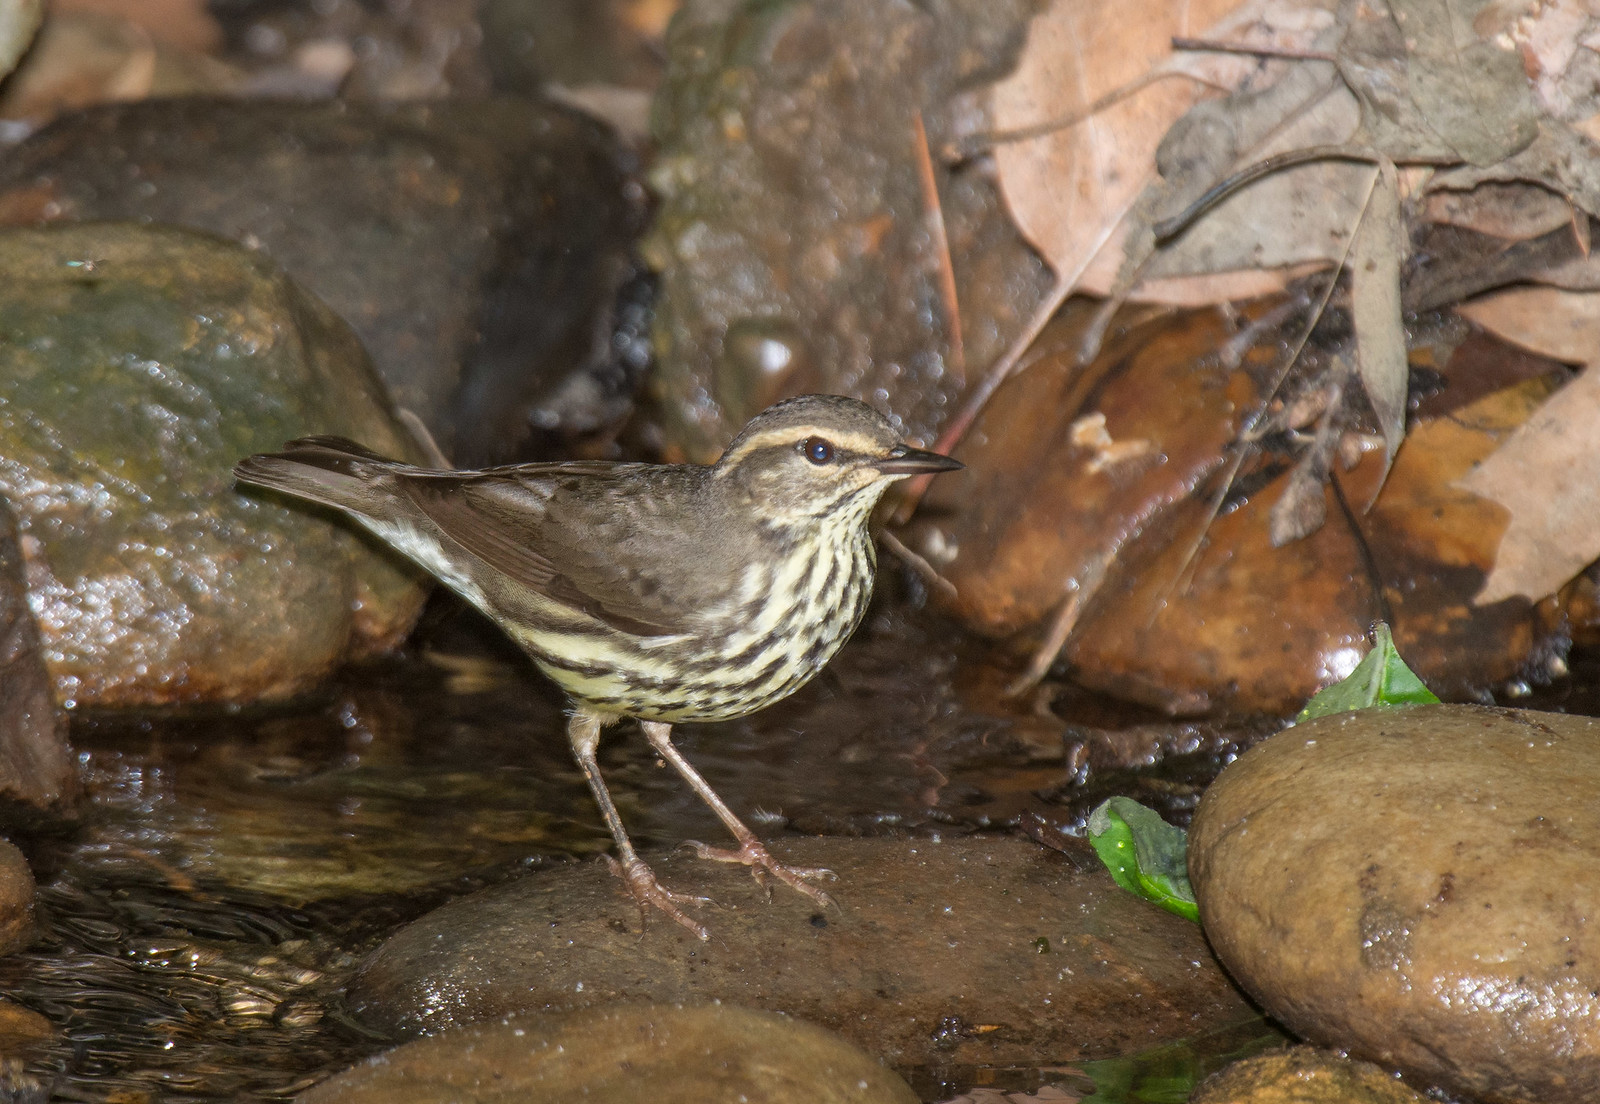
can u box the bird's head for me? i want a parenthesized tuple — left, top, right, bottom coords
(712, 394, 962, 526)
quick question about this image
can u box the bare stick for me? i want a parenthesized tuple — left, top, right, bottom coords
(1170, 36, 1336, 62)
(914, 111, 965, 388)
(1153, 144, 1456, 243)
(879, 528, 958, 601)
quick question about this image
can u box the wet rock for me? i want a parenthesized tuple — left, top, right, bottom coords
(481, 0, 666, 92)
(0, 1, 41, 80)
(645, 0, 1049, 459)
(298, 1003, 917, 1104)
(0, 8, 241, 132)
(478, 0, 664, 143)
(212, 0, 488, 101)
(349, 836, 1254, 1067)
(0, 95, 648, 464)
(0, 839, 34, 956)
(1190, 1047, 1430, 1104)
(0, 996, 55, 1056)
(0, 222, 429, 707)
(0, 497, 71, 810)
(1189, 703, 1600, 1104)
(910, 303, 1561, 713)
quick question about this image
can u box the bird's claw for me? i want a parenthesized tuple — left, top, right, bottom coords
(683, 837, 838, 909)
(604, 854, 713, 940)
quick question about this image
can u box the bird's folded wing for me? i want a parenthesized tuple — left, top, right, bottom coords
(398, 469, 685, 638)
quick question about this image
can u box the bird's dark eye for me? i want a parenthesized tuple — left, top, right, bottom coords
(800, 436, 835, 465)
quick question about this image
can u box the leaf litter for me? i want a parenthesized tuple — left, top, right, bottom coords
(970, 0, 1600, 681)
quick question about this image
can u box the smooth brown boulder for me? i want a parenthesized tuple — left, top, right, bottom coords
(298, 1003, 918, 1104)
(1189, 704, 1600, 1104)
(349, 836, 1255, 1067)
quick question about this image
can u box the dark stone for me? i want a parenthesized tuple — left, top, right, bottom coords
(0, 95, 648, 463)
(644, 0, 1050, 459)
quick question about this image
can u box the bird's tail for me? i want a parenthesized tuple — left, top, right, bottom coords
(233, 436, 403, 516)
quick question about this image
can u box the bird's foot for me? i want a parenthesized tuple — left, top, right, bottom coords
(683, 838, 837, 909)
(604, 854, 712, 941)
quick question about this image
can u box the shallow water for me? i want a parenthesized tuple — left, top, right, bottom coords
(0, 593, 1286, 1100)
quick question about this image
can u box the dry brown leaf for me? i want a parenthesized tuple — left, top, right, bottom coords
(1350, 159, 1408, 465)
(1457, 361, 1600, 603)
(1456, 286, 1600, 363)
(989, 0, 1333, 297)
(1431, 121, 1600, 223)
(1538, 246, 1600, 291)
(1423, 181, 1576, 240)
(1130, 65, 1367, 301)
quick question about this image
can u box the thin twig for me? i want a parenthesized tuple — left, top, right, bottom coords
(1170, 35, 1336, 62)
(397, 407, 452, 468)
(913, 111, 965, 388)
(1328, 466, 1396, 626)
(1006, 588, 1084, 698)
(887, 270, 1073, 525)
(1005, 549, 1113, 698)
(1141, 447, 1246, 633)
(893, 185, 1144, 526)
(1148, 169, 1382, 617)
(1152, 144, 1456, 244)
(944, 69, 1182, 163)
(878, 528, 958, 602)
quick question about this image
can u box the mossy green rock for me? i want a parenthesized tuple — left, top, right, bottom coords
(0, 222, 427, 706)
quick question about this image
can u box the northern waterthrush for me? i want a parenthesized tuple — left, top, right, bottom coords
(234, 394, 961, 938)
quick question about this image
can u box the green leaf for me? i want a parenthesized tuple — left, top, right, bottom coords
(1087, 797, 1199, 923)
(1296, 621, 1439, 722)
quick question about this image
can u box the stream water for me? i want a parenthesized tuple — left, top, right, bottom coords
(0, 588, 1456, 1101)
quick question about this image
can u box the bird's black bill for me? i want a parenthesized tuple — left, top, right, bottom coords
(875, 444, 963, 476)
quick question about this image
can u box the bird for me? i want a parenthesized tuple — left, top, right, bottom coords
(233, 394, 962, 939)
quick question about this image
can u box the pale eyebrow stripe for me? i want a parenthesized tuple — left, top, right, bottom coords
(719, 426, 884, 465)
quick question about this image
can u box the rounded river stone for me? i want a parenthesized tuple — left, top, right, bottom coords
(0, 837, 33, 954)
(348, 836, 1254, 1068)
(297, 1003, 917, 1104)
(0, 222, 428, 706)
(1189, 703, 1600, 1104)
(1191, 1046, 1431, 1104)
